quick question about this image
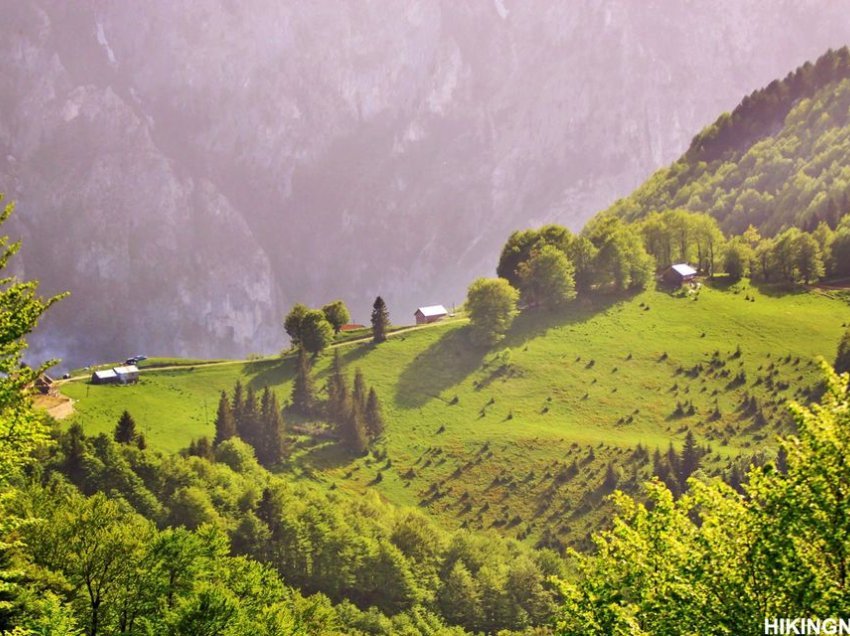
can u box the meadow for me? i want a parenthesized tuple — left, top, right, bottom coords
(60, 280, 849, 547)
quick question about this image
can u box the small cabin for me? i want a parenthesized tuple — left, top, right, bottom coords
(663, 263, 698, 286)
(113, 365, 140, 384)
(339, 323, 366, 332)
(415, 305, 448, 325)
(34, 374, 55, 395)
(91, 369, 118, 385)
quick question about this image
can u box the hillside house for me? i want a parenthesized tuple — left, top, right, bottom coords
(91, 369, 118, 384)
(113, 365, 140, 384)
(415, 305, 448, 325)
(34, 374, 55, 395)
(663, 263, 698, 286)
(339, 323, 366, 332)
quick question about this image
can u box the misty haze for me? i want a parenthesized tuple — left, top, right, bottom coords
(4, 1, 850, 368)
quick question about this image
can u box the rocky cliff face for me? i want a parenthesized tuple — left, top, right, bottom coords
(3, 0, 850, 367)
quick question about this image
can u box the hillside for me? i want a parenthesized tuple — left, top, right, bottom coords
(607, 47, 850, 235)
(60, 281, 849, 549)
(6, 2, 850, 368)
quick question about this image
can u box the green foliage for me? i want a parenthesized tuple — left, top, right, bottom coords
(322, 300, 352, 334)
(283, 303, 309, 347)
(723, 237, 754, 281)
(214, 390, 237, 445)
(300, 309, 334, 355)
(496, 225, 574, 288)
(371, 296, 390, 344)
(291, 349, 317, 417)
(465, 277, 519, 345)
(607, 48, 850, 236)
(113, 409, 138, 445)
(517, 245, 577, 309)
(586, 218, 654, 291)
(555, 363, 850, 635)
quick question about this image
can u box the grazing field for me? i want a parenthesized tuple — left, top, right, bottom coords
(60, 281, 849, 546)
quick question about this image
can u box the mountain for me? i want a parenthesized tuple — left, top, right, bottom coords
(606, 47, 850, 234)
(4, 1, 850, 367)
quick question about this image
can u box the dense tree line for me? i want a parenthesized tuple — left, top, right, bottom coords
(28, 425, 563, 634)
(687, 47, 850, 163)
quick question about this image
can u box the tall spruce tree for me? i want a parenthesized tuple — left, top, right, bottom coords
(326, 350, 350, 431)
(679, 430, 701, 488)
(231, 381, 245, 428)
(364, 387, 386, 439)
(261, 390, 286, 466)
(114, 410, 138, 445)
(214, 390, 237, 445)
(352, 368, 367, 414)
(239, 386, 261, 448)
(371, 296, 390, 344)
(342, 400, 369, 454)
(291, 348, 317, 416)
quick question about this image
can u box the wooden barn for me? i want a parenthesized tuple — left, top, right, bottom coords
(91, 369, 118, 384)
(113, 365, 140, 384)
(663, 263, 698, 286)
(414, 305, 448, 325)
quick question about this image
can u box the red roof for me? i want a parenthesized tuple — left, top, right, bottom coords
(340, 323, 366, 332)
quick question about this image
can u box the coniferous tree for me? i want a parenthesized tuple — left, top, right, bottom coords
(231, 381, 245, 427)
(364, 387, 386, 439)
(291, 348, 317, 416)
(114, 410, 138, 445)
(239, 386, 261, 448)
(342, 401, 369, 454)
(63, 421, 86, 484)
(326, 350, 350, 431)
(352, 368, 367, 414)
(371, 296, 390, 344)
(265, 391, 286, 465)
(679, 430, 701, 487)
(214, 390, 237, 445)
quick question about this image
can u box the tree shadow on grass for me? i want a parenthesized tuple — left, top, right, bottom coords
(293, 439, 354, 472)
(394, 325, 488, 408)
(501, 291, 634, 349)
(246, 356, 297, 390)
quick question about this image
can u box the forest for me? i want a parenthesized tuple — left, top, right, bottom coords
(608, 47, 850, 236)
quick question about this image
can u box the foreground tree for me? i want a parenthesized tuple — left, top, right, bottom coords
(555, 362, 850, 635)
(371, 296, 390, 344)
(321, 300, 351, 334)
(0, 195, 64, 631)
(466, 277, 519, 345)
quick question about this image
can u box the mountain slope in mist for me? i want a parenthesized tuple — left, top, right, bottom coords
(3, 0, 850, 366)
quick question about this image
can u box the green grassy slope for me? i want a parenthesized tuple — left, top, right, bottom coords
(60, 281, 849, 547)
